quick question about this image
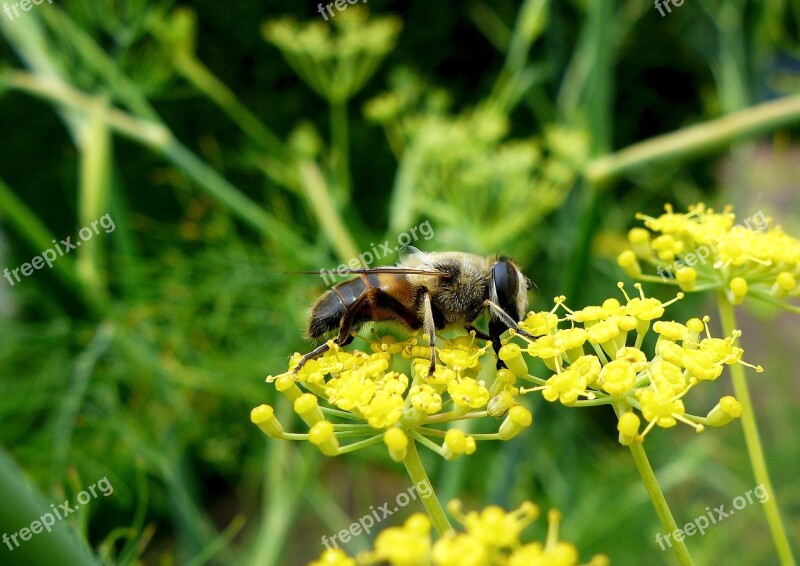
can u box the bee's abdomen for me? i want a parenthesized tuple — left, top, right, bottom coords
(307, 278, 367, 338)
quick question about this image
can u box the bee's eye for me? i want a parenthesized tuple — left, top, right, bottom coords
(492, 261, 519, 316)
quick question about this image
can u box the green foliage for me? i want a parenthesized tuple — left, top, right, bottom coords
(0, 1, 798, 565)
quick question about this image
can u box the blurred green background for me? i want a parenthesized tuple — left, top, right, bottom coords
(1, 0, 799, 564)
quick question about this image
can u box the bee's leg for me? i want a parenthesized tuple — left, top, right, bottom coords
(464, 324, 491, 341)
(484, 299, 538, 370)
(421, 292, 438, 375)
(292, 341, 332, 373)
(293, 295, 366, 374)
(484, 300, 535, 340)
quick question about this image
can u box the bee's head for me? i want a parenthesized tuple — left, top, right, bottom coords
(491, 257, 530, 322)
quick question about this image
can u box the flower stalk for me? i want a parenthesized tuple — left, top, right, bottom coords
(401, 439, 452, 537)
(627, 439, 694, 566)
(715, 292, 796, 566)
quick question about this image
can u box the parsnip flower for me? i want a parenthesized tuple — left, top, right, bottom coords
(518, 283, 760, 442)
(309, 502, 608, 566)
(253, 331, 533, 460)
(617, 203, 800, 312)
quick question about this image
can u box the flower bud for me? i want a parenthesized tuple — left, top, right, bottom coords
(383, 427, 409, 462)
(250, 405, 284, 439)
(498, 406, 533, 440)
(706, 396, 742, 427)
(498, 343, 528, 378)
(628, 228, 652, 258)
(443, 429, 470, 460)
(617, 250, 641, 278)
(294, 393, 325, 427)
(308, 421, 339, 456)
(487, 390, 517, 417)
(772, 271, 797, 298)
(616, 412, 640, 445)
(728, 277, 748, 305)
(675, 267, 697, 292)
(275, 375, 303, 403)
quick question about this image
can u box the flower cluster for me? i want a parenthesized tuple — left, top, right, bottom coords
(363, 67, 588, 252)
(263, 8, 401, 103)
(308, 501, 608, 566)
(502, 283, 760, 443)
(252, 332, 533, 461)
(617, 203, 800, 309)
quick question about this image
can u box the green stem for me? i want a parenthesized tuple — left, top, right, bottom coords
(401, 440, 452, 536)
(0, 448, 100, 565)
(628, 442, 695, 566)
(297, 161, 360, 264)
(715, 292, 796, 566)
(0, 176, 104, 316)
(3, 70, 320, 262)
(76, 95, 112, 301)
(329, 100, 351, 201)
(175, 54, 289, 159)
(560, 0, 614, 301)
(585, 94, 800, 184)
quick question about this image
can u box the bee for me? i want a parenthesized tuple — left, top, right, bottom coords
(295, 247, 534, 374)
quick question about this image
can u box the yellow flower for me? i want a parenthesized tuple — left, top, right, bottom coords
(455, 500, 538, 548)
(536, 368, 588, 404)
(310, 501, 606, 566)
(447, 377, 490, 410)
(365, 513, 431, 566)
(408, 384, 443, 414)
(431, 533, 487, 566)
(598, 359, 636, 398)
(256, 331, 532, 460)
(514, 284, 759, 442)
(619, 203, 800, 311)
(309, 548, 356, 566)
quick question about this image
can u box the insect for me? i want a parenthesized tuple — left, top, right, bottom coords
(294, 247, 535, 374)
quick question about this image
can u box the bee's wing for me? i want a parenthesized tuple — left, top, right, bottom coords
(398, 245, 422, 262)
(287, 267, 448, 276)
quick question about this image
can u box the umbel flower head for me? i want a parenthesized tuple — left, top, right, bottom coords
(363, 67, 588, 252)
(617, 203, 800, 309)
(262, 8, 401, 104)
(252, 332, 533, 460)
(507, 283, 760, 443)
(308, 501, 609, 566)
